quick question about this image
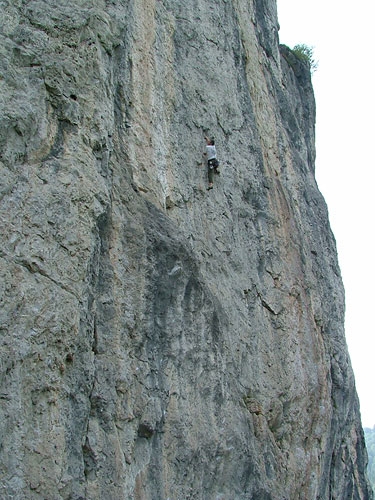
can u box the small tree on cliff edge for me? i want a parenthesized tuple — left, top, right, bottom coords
(292, 44, 318, 73)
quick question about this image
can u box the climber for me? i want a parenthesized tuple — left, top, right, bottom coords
(203, 136, 220, 190)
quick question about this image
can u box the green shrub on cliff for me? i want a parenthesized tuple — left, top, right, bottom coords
(292, 44, 318, 73)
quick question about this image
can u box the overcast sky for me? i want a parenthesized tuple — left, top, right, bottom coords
(276, 0, 375, 428)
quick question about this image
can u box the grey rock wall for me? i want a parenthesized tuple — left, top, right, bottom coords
(0, 0, 372, 499)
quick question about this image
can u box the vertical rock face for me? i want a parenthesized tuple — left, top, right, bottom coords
(0, 0, 372, 499)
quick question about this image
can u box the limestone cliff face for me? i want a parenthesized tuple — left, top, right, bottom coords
(0, 0, 372, 499)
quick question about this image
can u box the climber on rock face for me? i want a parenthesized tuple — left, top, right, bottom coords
(203, 136, 219, 190)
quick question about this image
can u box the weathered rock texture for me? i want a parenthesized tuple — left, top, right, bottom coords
(0, 0, 372, 499)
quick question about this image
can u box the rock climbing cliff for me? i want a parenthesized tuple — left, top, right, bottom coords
(0, 0, 372, 499)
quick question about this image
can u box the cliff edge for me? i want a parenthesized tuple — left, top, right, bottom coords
(0, 0, 372, 498)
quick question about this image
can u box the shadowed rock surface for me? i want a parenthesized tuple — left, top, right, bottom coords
(0, 0, 372, 499)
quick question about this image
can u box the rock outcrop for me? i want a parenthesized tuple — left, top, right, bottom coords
(0, 0, 372, 498)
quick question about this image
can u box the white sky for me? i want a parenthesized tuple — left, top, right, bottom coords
(277, 0, 375, 428)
